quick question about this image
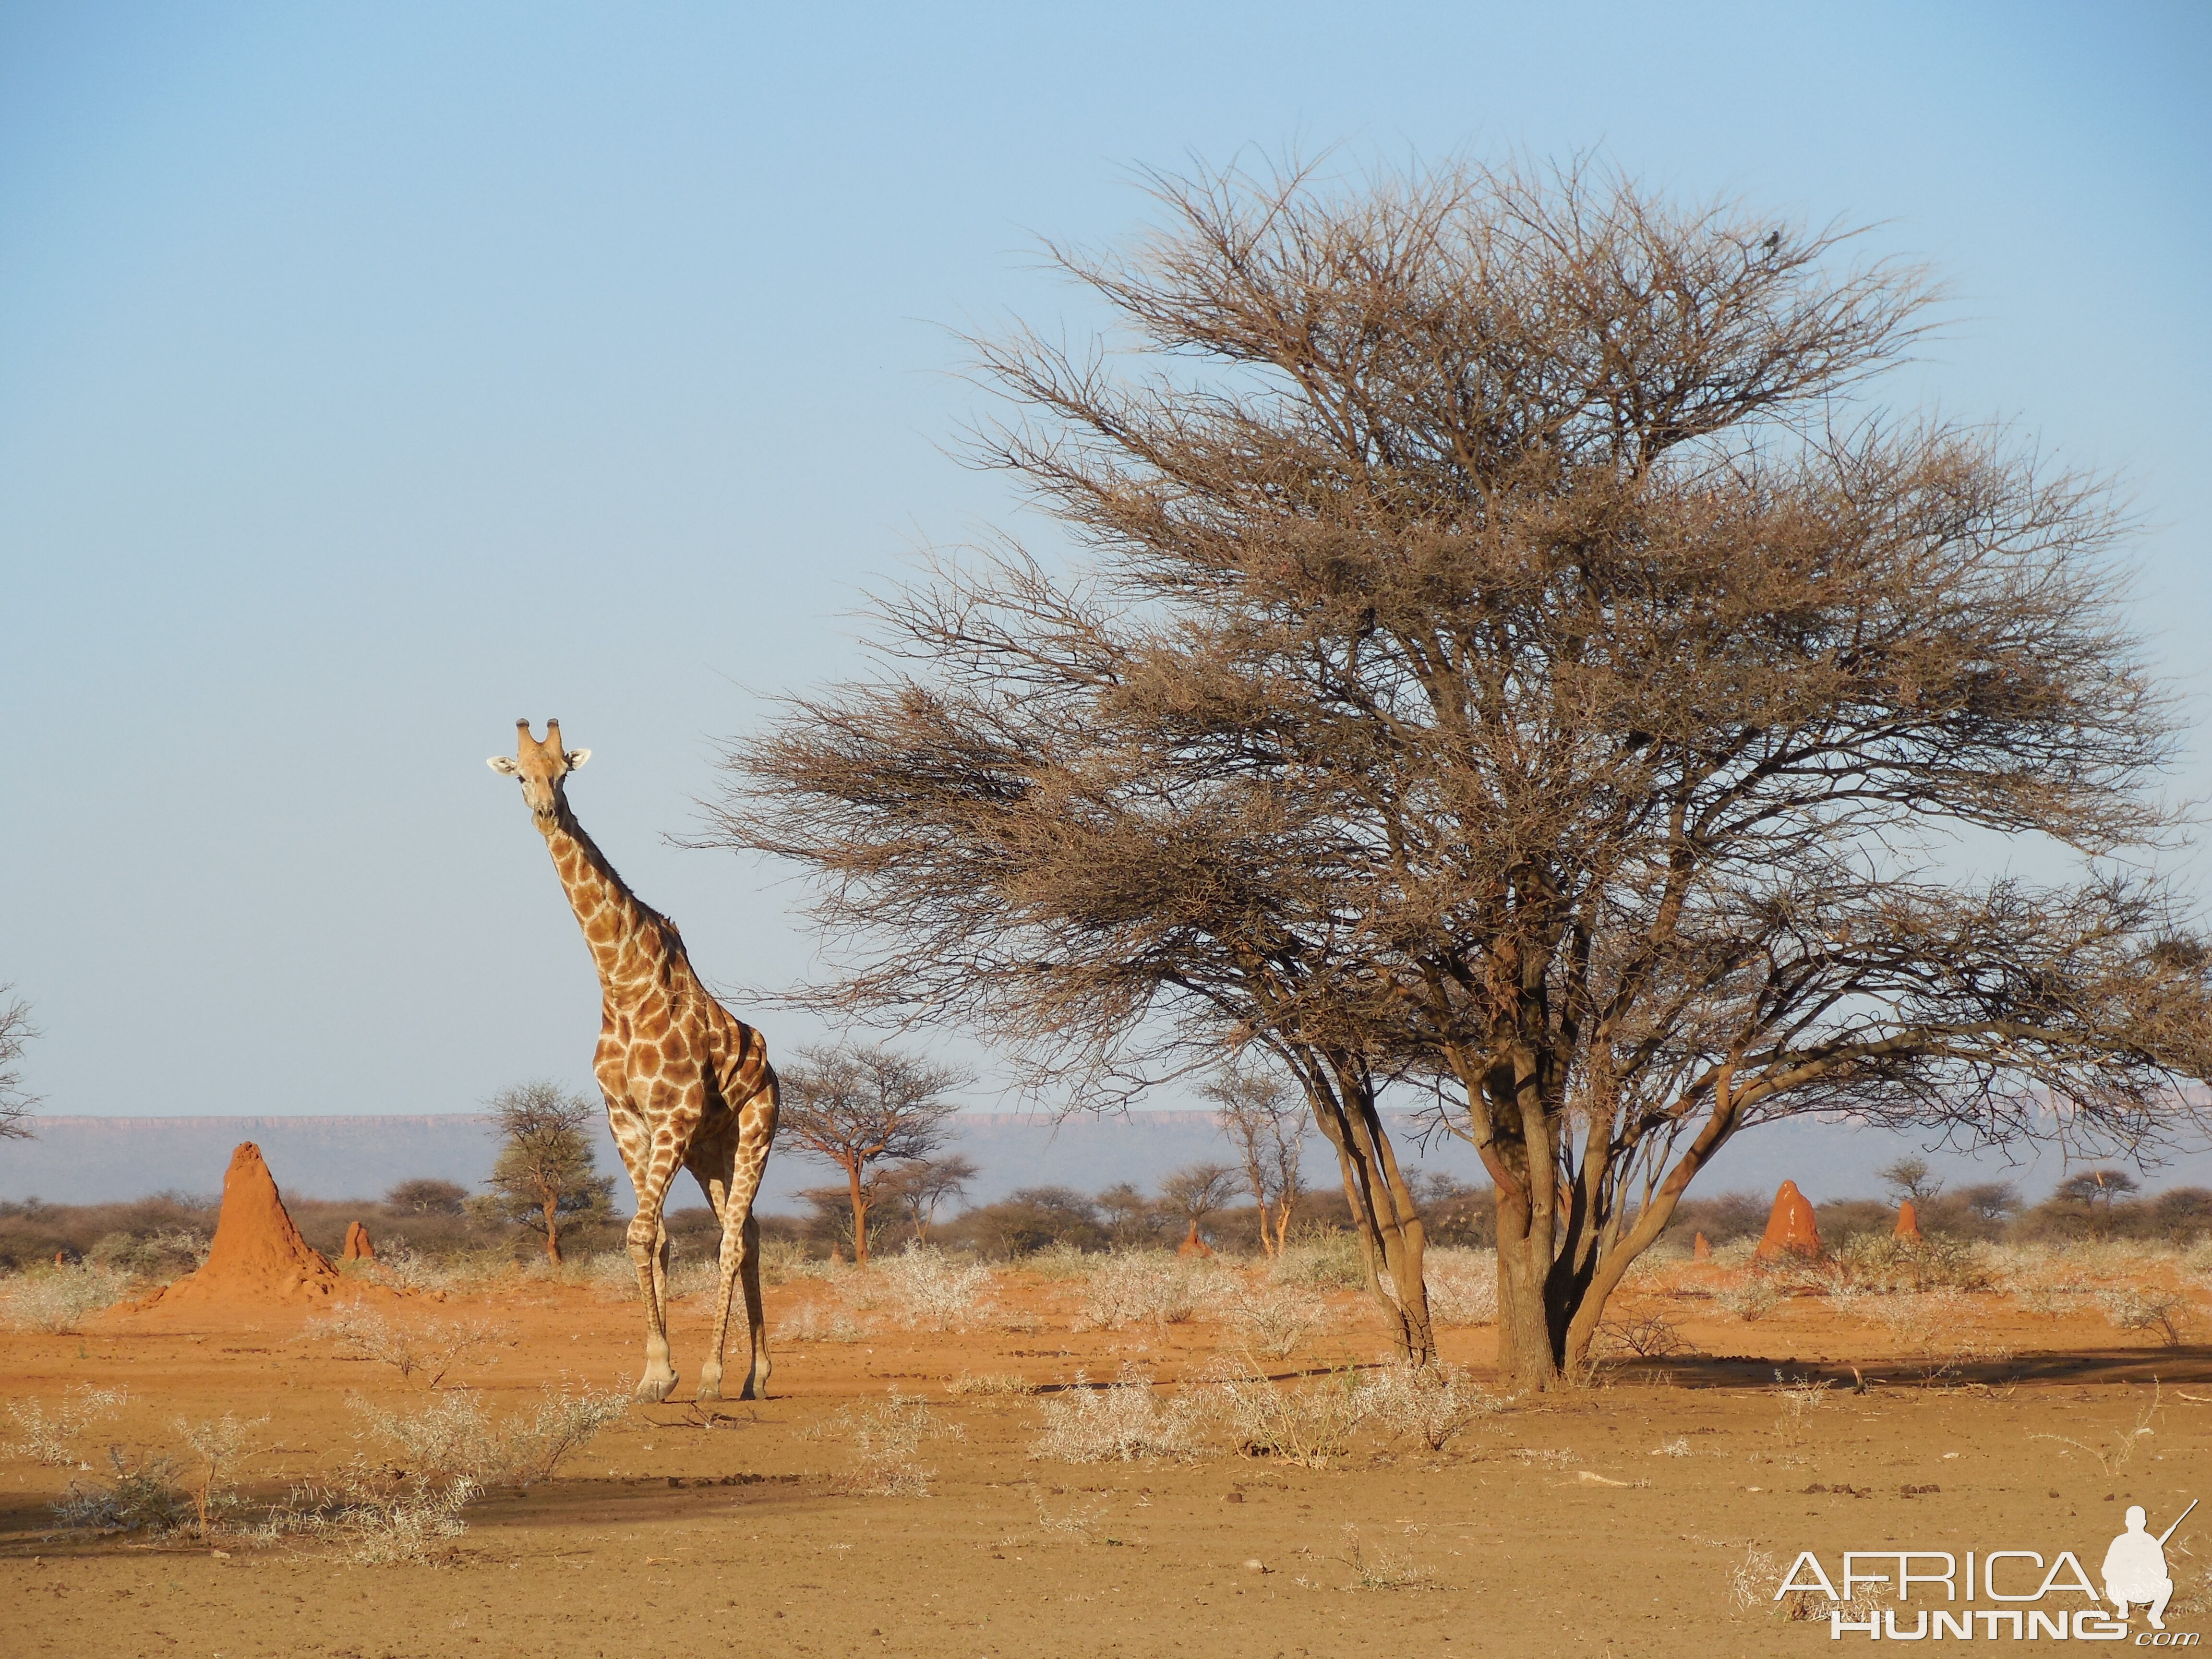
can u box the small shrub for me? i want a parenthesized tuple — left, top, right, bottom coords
(826, 1391, 958, 1495)
(1031, 1365, 1199, 1463)
(306, 1306, 503, 1389)
(1197, 1359, 1368, 1468)
(945, 1372, 1037, 1397)
(1340, 1523, 1438, 1591)
(1356, 1361, 1494, 1453)
(1597, 1312, 1694, 1359)
(775, 1300, 868, 1343)
(1078, 1253, 1210, 1333)
(1423, 1249, 1498, 1327)
(349, 1383, 627, 1488)
(4, 1385, 128, 1466)
(1713, 1277, 1781, 1322)
(176, 1412, 266, 1537)
(1873, 1287, 2011, 1382)
(2095, 1286, 2190, 1347)
(1271, 1230, 1365, 1290)
(874, 1247, 998, 1333)
(0, 1262, 131, 1332)
(52, 1447, 193, 1535)
(1027, 1241, 1102, 1281)
(1215, 1280, 1329, 1360)
(258, 1468, 478, 1565)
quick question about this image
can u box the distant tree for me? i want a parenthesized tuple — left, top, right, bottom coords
(796, 1183, 885, 1258)
(0, 987, 40, 1145)
(780, 1043, 971, 1266)
(879, 1154, 980, 1246)
(1159, 1163, 1239, 1251)
(957, 1186, 1103, 1259)
(1955, 1182, 2023, 1224)
(482, 1081, 615, 1264)
(2053, 1167, 2141, 1209)
(1095, 1181, 1162, 1248)
(1205, 1066, 1305, 1258)
(1876, 1158, 1945, 1210)
(385, 1178, 469, 1216)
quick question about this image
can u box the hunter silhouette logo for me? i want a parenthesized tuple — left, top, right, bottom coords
(1775, 1497, 2198, 1642)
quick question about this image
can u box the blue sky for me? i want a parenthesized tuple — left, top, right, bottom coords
(3, 1, 2208, 1128)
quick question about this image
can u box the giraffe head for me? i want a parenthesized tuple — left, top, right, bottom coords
(487, 718, 591, 819)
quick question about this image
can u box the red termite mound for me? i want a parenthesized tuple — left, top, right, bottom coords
(1176, 1222, 1214, 1260)
(134, 1142, 345, 1308)
(343, 1221, 376, 1261)
(1893, 1200, 1923, 1243)
(1752, 1180, 1823, 1261)
(1692, 1232, 1712, 1262)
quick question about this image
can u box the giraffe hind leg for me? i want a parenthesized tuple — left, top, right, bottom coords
(626, 1164, 682, 1403)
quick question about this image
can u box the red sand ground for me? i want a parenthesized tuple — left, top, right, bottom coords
(5, 1255, 2212, 1658)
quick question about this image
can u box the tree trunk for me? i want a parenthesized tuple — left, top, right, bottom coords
(542, 1193, 563, 1265)
(1294, 1048, 1433, 1364)
(846, 1161, 871, 1266)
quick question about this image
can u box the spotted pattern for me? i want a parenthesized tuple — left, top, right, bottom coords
(496, 721, 777, 1404)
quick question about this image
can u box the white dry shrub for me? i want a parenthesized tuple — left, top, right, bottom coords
(1271, 1230, 1367, 1290)
(580, 1250, 720, 1303)
(1713, 1276, 1782, 1322)
(775, 1300, 869, 1344)
(306, 1306, 503, 1389)
(1356, 1361, 1495, 1453)
(0, 1262, 132, 1333)
(1727, 1544, 1782, 1613)
(1032, 1365, 1201, 1463)
(175, 1411, 266, 1536)
(259, 1468, 479, 1566)
(52, 1447, 194, 1536)
(1214, 1278, 1330, 1360)
(873, 1246, 998, 1333)
(1873, 1287, 2011, 1381)
(2095, 1286, 2190, 1346)
(1195, 1358, 1370, 1468)
(1423, 1249, 1499, 1326)
(365, 1245, 516, 1296)
(826, 1391, 959, 1495)
(4, 1385, 129, 1466)
(944, 1371, 1037, 1397)
(1078, 1253, 1214, 1333)
(349, 1382, 628, 1489)
(1027, 1240, 1103, 1281)
(1711, 1238, 1758, 1270)
(757, 1237, 820, 1285)
(89, 1226, 210, 1280)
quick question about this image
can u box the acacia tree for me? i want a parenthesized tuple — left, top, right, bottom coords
(709, 157, 2212, 1387)
(780, 1043, 970, 1265)
(1205, 1066, 1304, 1257)
(1, 987, 39, 1144)
(483, 1081, 615, 1264)
(881, 1153, 980, 1246)
(1160, 1161, 1239, 1251)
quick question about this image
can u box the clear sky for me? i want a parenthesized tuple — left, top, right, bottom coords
(3, 1, 2208, 1121)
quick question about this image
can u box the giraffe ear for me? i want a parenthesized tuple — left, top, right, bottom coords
(487, 756, 521, 776)
(563, 749, 591, 769)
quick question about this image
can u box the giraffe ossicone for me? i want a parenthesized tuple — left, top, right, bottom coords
(490, 718, 778, 1403)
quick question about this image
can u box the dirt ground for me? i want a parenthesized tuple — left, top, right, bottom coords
(4, 1267, 2210, 1659)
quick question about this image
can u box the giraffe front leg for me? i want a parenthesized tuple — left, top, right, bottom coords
(626, 1198, 679, 1403)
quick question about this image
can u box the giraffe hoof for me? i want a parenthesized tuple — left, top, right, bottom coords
(634, 1374, 678, 1404)
(696, 1371, 724, 1403)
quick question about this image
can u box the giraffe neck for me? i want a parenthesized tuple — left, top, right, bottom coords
(536, 797, 685, 1000)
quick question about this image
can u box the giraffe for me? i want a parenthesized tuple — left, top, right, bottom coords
(489, 718, 778, 1402)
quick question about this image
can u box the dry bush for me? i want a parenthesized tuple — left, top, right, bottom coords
(307, 1306, 504, 1389)
(4, 1385, 128, 1466)
(774, 1299, 869, 1344)
(1214, 1279, 1329, 1360)
(1270, 1231, 1366, 1290)
(825, 1391, 958, 1495)
(1196, 1359, 1368, 1468)
(51, 1446, 194, 1536)
(1872, 1287, 2012, 1381)
(257, 1468, 478, 1565)
(1077, 1253, 1214, 1333)
(1026, 1241, 1103, 1281)
(2031, 1382, 2161, 1478)
(579, 1250, 721, 1303)
(1597, 1312, 1695, 1359)
(176, 1412, 266, 1536)
(1340, 1524, 1438, 1590)
(872, 1247, 998, 1332)
(88, 1226, 209, 1281)
(1714, 1277, 1782, 1322)
(1423, 1249, 1499, 1326)
(2094, 1286, 2190, 1346)
(348, 1383, 627, 1489)
(0, 1262, 131, 1332)
(1356, 1360, 1495, 1453)
(362, 1245, 517, 1296)
(757, 1238, 823, 1286)
(1031, 1365, 1200, 1463)
(945, 1372, 1037, 1397)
